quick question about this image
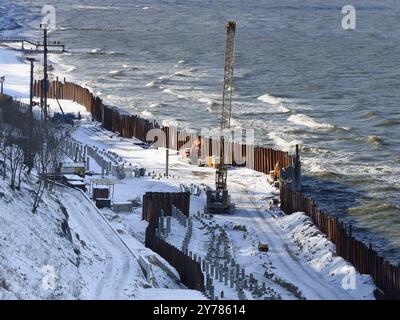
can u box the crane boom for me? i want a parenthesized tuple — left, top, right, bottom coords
(220, 21, 236, 132)
(216, 21, 236, 193)
(205, 21, 236, 214)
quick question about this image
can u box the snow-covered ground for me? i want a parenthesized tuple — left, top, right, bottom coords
(0, 47, 376, 300)
(71, 119, 376, 300)
(0, 175, 84, 299)
(0, 48, 208, 300)
(0, 170, 206, 299)
(0, 47, 29, 98)
(18, 97, 90, 119)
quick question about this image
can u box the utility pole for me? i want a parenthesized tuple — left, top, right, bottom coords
(0, 76, 5, 94)
(165, 148, 169, 176)
(26, 58, 36, 137)
(25, 58, 36, 172)
(40, 24, 49, 123)
(159, 147, 170, 176)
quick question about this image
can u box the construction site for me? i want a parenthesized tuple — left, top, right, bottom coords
(0, 18, 399, 301)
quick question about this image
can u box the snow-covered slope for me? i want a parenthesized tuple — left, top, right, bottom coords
(0, 171, 203, 299)
(0, 48, 207, 300)
(0, 176, 86, 299)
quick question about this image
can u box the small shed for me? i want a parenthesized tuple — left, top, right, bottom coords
(89, 178, 115, 201)
(62, 174, 86, 191)
(93, 187, 110, 200)
(60, 162, 86, 176)
(95, 198, 112, 209)
(67, 180, 86, 191)
(112, 201, 134, 213)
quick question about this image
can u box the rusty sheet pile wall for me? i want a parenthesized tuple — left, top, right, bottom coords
(280, 184, 400, 299)
(33, 79, 296, 176)
(142, 191, 190, 223)
(34, 80, 400, 299)
(142, 192, 204, 292)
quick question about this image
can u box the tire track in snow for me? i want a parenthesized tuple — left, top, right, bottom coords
(62, 195, 114, 298)
(61, 189, 139, 299)
(231, 182, 351, 300)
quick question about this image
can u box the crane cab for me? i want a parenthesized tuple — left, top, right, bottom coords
(205, 189, 234, 214)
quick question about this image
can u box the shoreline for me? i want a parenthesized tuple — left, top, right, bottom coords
(2, 2, 400, 268)
(20, 94, 378, 299)
(1, 35, 399, 299)
(0, 49, 378, 298)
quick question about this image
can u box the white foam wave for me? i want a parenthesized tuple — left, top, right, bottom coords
(157, 76, 170, 83)
(287, 114, 335, 129)
(64, 65, 76, 73)
(198, 97, 216, 107)
(141, 110, 153, 118)
(87, 49, 124, 56)
(268, 132, 302, 151)
(49, 54, 76, 74)
(149, 103, 161, 108)
(277, 105, 290, 113)
(162, 119, 179, 128)
(173, 71, 188, 77)
(122, 64, 140, 70)
(163, 88, 185, 99)
(109, 69, 124, 76)
(303, 158, 326, 174)
(257, 93, 284, 105)
(105, 95, 115, 100)
(75, 5, 120, 10)
(230, 118, 242, 129)
(145, 81, 157, 88)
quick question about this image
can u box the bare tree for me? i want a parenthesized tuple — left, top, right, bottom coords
(7, 138, 25, 190)
(0, 127, 7, 181)
(32, 124, 65, 213)
(1, 97, 69, 213)
(0, 124, 32, 190)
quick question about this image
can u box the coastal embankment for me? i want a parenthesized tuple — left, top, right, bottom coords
(30, 78, 400, 299)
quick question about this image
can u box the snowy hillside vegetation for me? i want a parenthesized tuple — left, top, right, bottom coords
(0, 166, 205, 299)
(0, 102, 203, 299)
(0, 174, 86, 299)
